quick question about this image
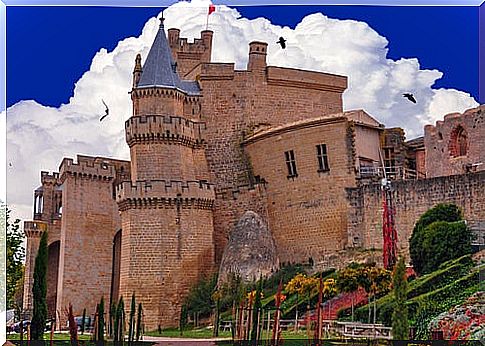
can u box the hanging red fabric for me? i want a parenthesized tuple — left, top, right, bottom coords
(208, 4, 216, 15)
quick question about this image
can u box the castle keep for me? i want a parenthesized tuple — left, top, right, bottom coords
(22, 18, 485, 329)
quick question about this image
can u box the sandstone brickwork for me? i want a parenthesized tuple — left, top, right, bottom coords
(346, 171, 485, 256)
(425, 105, 485, 178)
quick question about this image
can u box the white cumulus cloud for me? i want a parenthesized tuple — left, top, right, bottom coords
(5, 0, 478, 221)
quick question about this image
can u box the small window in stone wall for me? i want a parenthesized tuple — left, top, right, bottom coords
(450, 126, 468, 157)
(285, 150, 298, 178)
(316, 144, 330, 172)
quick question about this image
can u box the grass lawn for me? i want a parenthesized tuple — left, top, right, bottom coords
(7, 332, 92, 341)
(145, 327, 232, 339)
(145, 327, 340, 341)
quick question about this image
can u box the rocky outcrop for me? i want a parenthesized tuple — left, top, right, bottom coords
(218, 211, 279, 284)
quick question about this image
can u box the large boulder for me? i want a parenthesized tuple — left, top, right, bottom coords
(218, 211, 279, 284)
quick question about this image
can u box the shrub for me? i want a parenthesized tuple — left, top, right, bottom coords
(419, 221, 472, 274)
(184, 273, 218, 318)
(410, 204, 462, 275)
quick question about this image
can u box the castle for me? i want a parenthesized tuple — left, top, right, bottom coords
(22, 17, 485, 329)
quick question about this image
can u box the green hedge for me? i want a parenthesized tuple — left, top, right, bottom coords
(406, 255, 473, 299)
(350, 255, 477, 326)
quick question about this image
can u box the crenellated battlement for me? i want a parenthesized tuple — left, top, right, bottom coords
(215, 182, 267, 201)
(116, 179, 215, 210)
(40, 171, 60, 185)
(125, 115, 206, 148)
(59, 155, 129, 182)
(24, 220, 48, 237)
(168, 29, 212, 70)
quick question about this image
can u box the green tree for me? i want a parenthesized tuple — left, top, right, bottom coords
(250, 276, 263, 343)
(392, 257, 409, 340)
(115, 296, 125, 342)
(337, 268, 359, 321)
(179, 303, 188, 336)
(31, 230, 48, 340)
(6, 207, 25, 310)
(81, 308, 86, 334)
(128, 293, 136, 342)
(420, 221, 472, 274)
(109, 301, 117, 337)
(136, 302, 143, 341)
(410, 204, 462, 275)
(97, 297, 105, 341)
(13, 270, 25, 321)
(184, 274, 218, 318)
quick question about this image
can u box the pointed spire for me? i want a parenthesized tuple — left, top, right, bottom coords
(136, 14, 200, 95)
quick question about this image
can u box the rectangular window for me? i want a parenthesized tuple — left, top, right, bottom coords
(316, 144, 330, 172)
(285, 150, 298, 178)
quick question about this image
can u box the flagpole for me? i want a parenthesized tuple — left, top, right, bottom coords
(206, 13, 209, 31)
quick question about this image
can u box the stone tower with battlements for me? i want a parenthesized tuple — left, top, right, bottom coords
(115, 18, 215, 329)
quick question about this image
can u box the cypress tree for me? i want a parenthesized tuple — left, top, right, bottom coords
(31, 231, 48, 340)
(113, 303, 119, 343)
(81, 308, 86, 334)
(392, 257, 409, 340)
(128, 293, 136, 343)
(136, 303, 143, 341)
(109, 301, 116, 338)
(250, 276, 263, 344)
(180, 304, 187, 336)
(97, 297, 105, 341)
(117, 296, 125, 343)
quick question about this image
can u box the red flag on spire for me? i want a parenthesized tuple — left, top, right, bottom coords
(208, 3, 216, 15)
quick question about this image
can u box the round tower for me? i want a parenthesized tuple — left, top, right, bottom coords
(117, 16, 215, 330)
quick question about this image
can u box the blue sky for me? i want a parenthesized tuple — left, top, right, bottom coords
(6, 5, 480, 107)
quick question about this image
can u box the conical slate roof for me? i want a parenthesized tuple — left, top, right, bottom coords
(137, 18, 200, 96)
(218, 211, 279, 284)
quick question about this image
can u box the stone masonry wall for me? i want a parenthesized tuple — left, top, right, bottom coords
(346, 171, 485, 256)
(213, 184, 268, 264)
(198, 61, 347, 266)
(118, 206, 214, 330)
(425, 105, 485, 178)
(244, 118, 357, 264)
(56, 157, 124, 325)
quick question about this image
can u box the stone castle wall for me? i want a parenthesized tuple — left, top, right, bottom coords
(244, 117, 357, 263)
(55, 156, 126, 324)
(425, 105, 485, 178)
(197, 57, 347, 265)
(213, 184, 268, 264)
(118, 206, 214, 329)
(346, 171, 485, 255)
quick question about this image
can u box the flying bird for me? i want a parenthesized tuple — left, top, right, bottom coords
(100, 99, 109, 122)
(277, 37, 287, 49)
(9, 163, 12, 167)
(403, 93, 417, 104)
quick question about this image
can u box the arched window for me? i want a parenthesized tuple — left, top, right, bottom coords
(450, 126, 468, 157)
